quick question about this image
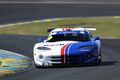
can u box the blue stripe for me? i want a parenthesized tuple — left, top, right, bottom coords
(109, 16, 114, 18)
(5, 24, 10, 26)
(20, 22, 26, 24)
(72, 17, 80, 19)
(100, 16, 105, 18)
(93, 16, 98, 18)
(13, 23, 19, 25)
(60, 18, 66, 20)
(8, 68, 20, 70)
(37, 20, 46, 22)
(55, 31, 88, 36)
(65, 43, 72, 64)
(29, 21, 35, 23)
(0, 68, 8, 69)
(86, 17, 90, 18)
(49, 19, 56, 21)
(2, 66, 9, 67)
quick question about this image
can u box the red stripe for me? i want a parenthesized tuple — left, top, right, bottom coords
(61, 44, 69, 64)
(62, 28, 65, 31)
(68, 28, 70, 31)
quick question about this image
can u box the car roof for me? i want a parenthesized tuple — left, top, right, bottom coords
(51, 28, 96, 32)
(49, 28, 96, 36)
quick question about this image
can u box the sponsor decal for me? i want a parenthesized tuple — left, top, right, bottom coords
(49, 30, 86, 36)
(44, 44, 64, 46)
(85, 57, 96, 63)
(79, 49, 90, 51)
(58, 31, 81, 34)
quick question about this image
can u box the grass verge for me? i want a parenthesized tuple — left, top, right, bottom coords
(0, 17, 120, 38)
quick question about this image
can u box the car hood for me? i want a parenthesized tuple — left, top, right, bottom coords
(35, 41, 96, 50)
(35, 41, 77, 49)
(34, 41, 98, 59)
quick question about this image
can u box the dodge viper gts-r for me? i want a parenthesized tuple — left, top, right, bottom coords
(33, 28, 101, 67)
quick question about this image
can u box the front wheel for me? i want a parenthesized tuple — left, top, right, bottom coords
(98, 54, 101, 64)
(94, 54, 101, 66)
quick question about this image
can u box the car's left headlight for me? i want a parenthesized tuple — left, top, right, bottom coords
(78, 45, 93, 49)
(37, 47, 51, 50)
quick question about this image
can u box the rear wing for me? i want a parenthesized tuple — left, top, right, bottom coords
(47, 28, 96, 32)
(47, 28, 55, 32)
(84, 28, 96, 31)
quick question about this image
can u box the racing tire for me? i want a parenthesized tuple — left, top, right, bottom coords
(98, 49, 102, 64)
(98, 54, 101, 64)
(96, 49, 102, 65)
(94, 54, 101, 66)
(95, 57, 99, 66)
(93, 54, 99, 66)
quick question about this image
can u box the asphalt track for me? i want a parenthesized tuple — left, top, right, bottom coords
(1, 4, 120, 24)
(0, 3, 120, 80)
(0, 0, 120, 2)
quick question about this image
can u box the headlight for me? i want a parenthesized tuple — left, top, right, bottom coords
(78, 45, 93, 49)
(39, 54, 43, 59)
(37, 47, 51, 50)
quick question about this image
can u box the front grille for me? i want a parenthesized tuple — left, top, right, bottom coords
(66, 55, 80, 64)
(51, 56, 63, 62)
(52, 56, 62, 58)
(66, 58, 79, 61)
(52, 63, 64, 66)
(66, 55, 79, 58)
(51, 59, 63, 62)
(51, 55, 80, 64)
(66, 55, 80, 62)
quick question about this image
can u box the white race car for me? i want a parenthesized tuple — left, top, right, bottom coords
(33, 28, 101, 67)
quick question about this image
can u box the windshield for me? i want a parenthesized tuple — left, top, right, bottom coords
(47, 33, 90, 42)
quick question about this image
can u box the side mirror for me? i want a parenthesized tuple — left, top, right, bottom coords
(93, 37, 99, 41)
(38, 38, 44, 43)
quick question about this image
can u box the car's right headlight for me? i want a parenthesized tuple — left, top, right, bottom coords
(37, 47, 51, 50)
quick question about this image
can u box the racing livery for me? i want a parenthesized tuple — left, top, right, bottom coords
(33, 28, 101, 67)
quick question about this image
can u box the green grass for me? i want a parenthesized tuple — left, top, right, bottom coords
(0, 17, 120, 38)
